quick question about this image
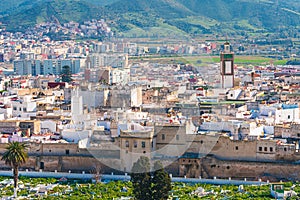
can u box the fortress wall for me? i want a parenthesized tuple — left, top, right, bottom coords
(0, 152, 300, 182)
(276, 146, 299, 161)
(155, 125, 186, 145)
(186, 135, 258, 161)
(211, 137, 258, 161)
(201, 156, 300, 181)
(41, 143, 79, 156)
(61, 156, 121, 174)
(0, 143, 8, 153)
(256, 140, 277, 161)
(0, 157, 36, 171)
(39, 156, 60, 171)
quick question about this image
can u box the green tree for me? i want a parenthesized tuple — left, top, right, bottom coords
(4, 81, 8, 90)
(131, 156, 152, 200)
(152, 161, 172, 200)
(61, 65, 73, 83)
(1, 142, 28, 197)
(131, 157, 172, 200)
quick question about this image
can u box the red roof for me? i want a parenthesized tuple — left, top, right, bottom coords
(48, 82, 66, 89)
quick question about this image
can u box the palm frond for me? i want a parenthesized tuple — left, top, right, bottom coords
(1, 142, 28, 167)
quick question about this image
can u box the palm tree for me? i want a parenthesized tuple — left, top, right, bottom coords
(1, 142, 28, 197)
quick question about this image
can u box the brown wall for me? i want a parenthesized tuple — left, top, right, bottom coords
(200, 156, 300, 181)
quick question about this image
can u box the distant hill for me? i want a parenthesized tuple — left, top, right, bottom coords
(1, 0, 300, 36)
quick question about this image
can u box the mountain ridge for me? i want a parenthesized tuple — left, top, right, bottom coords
(1, 0, 300, 36)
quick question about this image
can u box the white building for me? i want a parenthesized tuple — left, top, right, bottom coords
(74, 89, 108, 109)
(86, 53, 128, 69)
(14, 59, 81, 76)
(275, 104, 300, 124)
(12, 95, 37, 118)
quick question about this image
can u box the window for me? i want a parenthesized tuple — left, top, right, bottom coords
(284, 148, 287, 152)
(264, 147, 268, 151)
(13, 107, 17, 111)
(134, 141, 137, 148)
(259, 147, 262, 151)
(142, 141, 146, 148)
(66, 150, 69, 155)
(162, 134, 165, 140)
(176, 135, 179, 141)
(288, 115, 291, 119)
(235, 146, 238, 150)
(125, 141, 129, 148)
(270, 147, 273, 152)
(23, 108, 27, 112)
(40, 162, 44, 170)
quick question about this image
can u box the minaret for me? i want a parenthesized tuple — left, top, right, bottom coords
(220, 42, 234, 88)
(71, 88, 83, 116)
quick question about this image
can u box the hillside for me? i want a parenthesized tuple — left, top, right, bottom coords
(1, 0, 300, 36)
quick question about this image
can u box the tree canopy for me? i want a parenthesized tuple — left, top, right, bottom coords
(131, 156, 172, 200)
(61, 65, 73, 83)
(1, 142, 28, 197)
(131, 156, 152, 200)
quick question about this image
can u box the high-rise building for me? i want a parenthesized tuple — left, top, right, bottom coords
(220, 42, 234, 88)
(14, 59, 80, 76)
(0, 53, 4, 62)
(13, 60, 32, 75)
(87, 53, 128, 69)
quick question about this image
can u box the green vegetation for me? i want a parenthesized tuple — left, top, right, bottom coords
(152, 161, 172, 200)
(131, 157, 172, 200)
(61, 65, 73, 83)
(2, 0, 300, 37)
(1, 142, 28, 198)
(130, 55, 288, 66)
(1, 176, 300, 199)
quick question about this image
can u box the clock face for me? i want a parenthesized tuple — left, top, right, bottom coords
(225, 61, 232, 74)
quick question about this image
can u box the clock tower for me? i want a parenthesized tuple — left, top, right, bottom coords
(220, 42, 234, 88)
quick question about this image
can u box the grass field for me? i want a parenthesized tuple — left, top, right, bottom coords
(130, 55, 288, 66)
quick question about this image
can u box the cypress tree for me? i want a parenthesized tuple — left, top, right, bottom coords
(152, 161, 172, 200)
(131, 158, 172, 200)
(131, 156, 152, 200)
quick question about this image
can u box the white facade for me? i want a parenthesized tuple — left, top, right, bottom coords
(0, 107, 12, 119)
(130, 87, 142, 107)
(12, 96, 37, 117)
(73, 89, 108, 109)
(110, 68, 130, 85)
(41, 121, 57, 133)
(62, 129, 92, 143)
(275, 107, 300, 124)
(14, 59, 81, 76)
(88, 53, 128, 69)
(227, 89, 242, 100)
(222, 75, 234, 89)
(71, 90, 83, 116)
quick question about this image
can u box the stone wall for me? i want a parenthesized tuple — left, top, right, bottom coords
(200, 156, 300, 181)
